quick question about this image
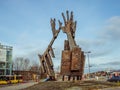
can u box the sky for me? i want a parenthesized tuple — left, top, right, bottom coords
(0, 0, 120, 73)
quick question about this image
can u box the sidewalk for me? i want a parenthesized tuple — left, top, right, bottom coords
(0, 81, 38, 90)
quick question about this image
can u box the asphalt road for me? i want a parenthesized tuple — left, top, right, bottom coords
(0, 82, 38, 90)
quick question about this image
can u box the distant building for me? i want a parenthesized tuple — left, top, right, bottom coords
(13, 70, 40, 81)
(0, 43, 13, 75)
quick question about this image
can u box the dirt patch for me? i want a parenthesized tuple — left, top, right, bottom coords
(21, 80, 119, 90)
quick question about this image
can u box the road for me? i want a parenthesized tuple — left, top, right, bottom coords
(0, 82, 38, 90)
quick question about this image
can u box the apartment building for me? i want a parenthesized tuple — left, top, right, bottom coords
(0, 43, 13, 75)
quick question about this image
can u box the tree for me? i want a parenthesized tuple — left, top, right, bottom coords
(13, 57, 30, 71)
(23, 58, 30, 70)
(30, 61, 40, 73)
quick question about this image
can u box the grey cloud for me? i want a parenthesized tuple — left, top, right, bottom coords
(77, 38, 106, 49)
(77, 38, 111, 58)
(107, 16, 120, 25)
(91, 49, 112, 58)
(77, 16, 120, 59)
(100, 61, 120, 66)
(100, 16, 120, 41)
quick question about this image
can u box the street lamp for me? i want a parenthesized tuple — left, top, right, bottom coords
(85, 51, 91, 77)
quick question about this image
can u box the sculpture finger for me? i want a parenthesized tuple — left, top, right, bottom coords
(66, 10, 69, 21)
(62, 12, 66, 24)
(70, 11, 73, 21)
(58, 20, 62, 28)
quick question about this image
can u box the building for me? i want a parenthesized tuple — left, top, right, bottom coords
(13, 66, 40, 81)
(13, 70, 40, 81)
(0, 43, 13, 75)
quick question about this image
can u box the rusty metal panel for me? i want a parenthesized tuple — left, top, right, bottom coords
(61, 50, 71, 74)
(79, 51, 85, 75)
(61, 62, 71, 75)
(61, 50, 71, 62)
(71, 47, 81, 71)
(64, 40, 70, 50)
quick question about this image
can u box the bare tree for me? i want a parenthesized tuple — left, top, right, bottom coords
(30, 61, 40, 73)
(23, 58, 30, 70)
(13, 57, 30, 71)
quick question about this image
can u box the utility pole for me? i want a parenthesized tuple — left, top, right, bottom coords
(85, 51, 91, 78)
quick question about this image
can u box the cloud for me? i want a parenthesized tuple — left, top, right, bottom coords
(77, 38, 112, 58)
(101, 16, 120, 41)
(97, 60, 120, 71)
(101, 61, 120, 66)
(77, 16, 120, 59)
(77, 38, 106, 50)
(107, 16, 120, 25)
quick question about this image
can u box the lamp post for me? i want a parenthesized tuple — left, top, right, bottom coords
(85, 51, 91, 77)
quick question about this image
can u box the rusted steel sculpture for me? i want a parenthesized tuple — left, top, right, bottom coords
(38, 18, 61, 80)
(38, 11, 85, 81)
(60, 11, 85, 81)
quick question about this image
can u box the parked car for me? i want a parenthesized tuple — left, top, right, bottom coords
(107, 76, 120, 82)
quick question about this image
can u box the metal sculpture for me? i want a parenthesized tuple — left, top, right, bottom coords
(38, 11, 85, 81)
(60, 11, 85, 81)
(38, 18, 61, 80)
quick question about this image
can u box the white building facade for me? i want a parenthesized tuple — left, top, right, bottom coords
(0, 43, 13, 75)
